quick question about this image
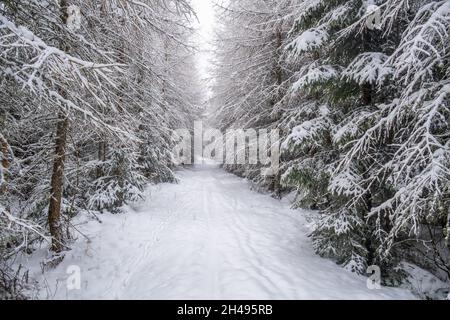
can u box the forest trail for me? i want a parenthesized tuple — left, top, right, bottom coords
(29, 163, 415, 299)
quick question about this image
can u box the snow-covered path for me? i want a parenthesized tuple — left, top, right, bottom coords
(29, 164, 415, 299)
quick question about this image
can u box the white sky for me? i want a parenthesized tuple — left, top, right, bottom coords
(192, 0, 215, 43)
(191, 0, 215, 95)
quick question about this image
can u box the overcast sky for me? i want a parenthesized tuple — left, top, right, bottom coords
(191, 0, 215, 97)
(192, 0, 215, 42)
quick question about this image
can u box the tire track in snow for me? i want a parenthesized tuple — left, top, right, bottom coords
(36, 164, 416, 300)
(109, 190, 183, 298)
(203, 184, 220, 299)
(207, 177, 282, 298)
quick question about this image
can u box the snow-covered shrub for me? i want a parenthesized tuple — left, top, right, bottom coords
(87, 145, 146, 212)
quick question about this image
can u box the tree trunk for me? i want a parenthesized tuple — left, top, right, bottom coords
(270, 26, 283, 199)
(0, 133, 10, 194)
(361, 31, 373, 107)
(363, 192, 375, 265)
(447, 208, 450, 250)
(48, 0, 70, 253)
(48, 114, 69, 252)
(96, 141, 106, 178)
(361, 83, 372, 106)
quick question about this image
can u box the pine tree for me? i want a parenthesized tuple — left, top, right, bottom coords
(282, 0, 449, 278)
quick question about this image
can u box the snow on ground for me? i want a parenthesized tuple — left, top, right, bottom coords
(20, 163, 416, 299)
